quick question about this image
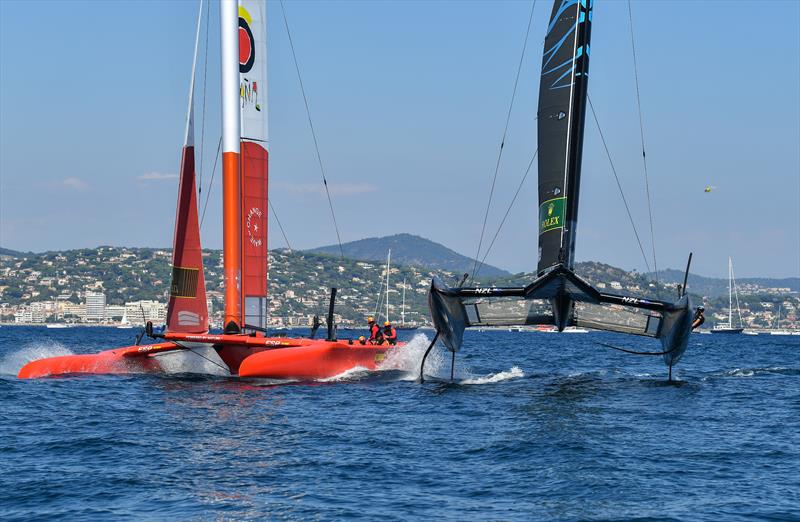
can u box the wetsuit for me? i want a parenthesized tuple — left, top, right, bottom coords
(691, 309, 705, 330)
(369, 323, 383, 344)
(383, 326, 397, 345)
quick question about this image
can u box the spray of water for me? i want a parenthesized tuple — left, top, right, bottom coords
(154, 346, 230, 376)
(0, 341, 74, 376)
(379, 333, 525, 384)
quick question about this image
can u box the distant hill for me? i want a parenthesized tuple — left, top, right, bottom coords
(308, 233, 511, 278)
(0, 247, 25, 257)
(655, 269, 800, 298)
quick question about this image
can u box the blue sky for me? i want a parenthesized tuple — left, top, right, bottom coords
(1, 0, 798, 278)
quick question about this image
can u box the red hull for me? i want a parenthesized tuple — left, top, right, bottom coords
(16, 343, 178, 379)
(17, 335, 402, 380)
(238, 342, 394, 379)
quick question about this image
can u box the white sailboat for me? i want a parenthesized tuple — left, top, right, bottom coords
(711, 257, 744, 334)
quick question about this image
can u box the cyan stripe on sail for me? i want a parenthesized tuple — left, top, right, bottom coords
(542, 21, 577, 70)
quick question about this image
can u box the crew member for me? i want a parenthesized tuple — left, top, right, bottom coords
(692, 306, 705, 330)
(367, 316, 383, 345)
(383, 321, 398, 345)
(357, 336, 367, 345)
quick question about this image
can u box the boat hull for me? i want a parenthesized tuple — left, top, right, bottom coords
(238, 341, 396, 379)
(17, 343, 175, 378)
(17, 334, 403, 381)
(710, 328, 744, 334)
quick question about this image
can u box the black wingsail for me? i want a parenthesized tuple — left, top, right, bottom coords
(537, 0, 592, 274)
(426, 0, 695, 377)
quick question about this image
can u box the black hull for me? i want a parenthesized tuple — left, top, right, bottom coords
(711, 328, 744, 334)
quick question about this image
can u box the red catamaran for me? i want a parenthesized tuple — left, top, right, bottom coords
(18, 0, 402, 380)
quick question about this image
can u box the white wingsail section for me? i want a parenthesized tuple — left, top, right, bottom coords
(238, 0, 269, 329)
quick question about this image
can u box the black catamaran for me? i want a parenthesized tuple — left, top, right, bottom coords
(425, 0, 696, 380)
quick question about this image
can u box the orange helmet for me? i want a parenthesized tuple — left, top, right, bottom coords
(367, 316, 375, 323)
(384, 321, 392, 327)
(358, 336, 366, 341)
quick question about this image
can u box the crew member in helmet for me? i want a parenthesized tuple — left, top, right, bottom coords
(367, 316, 383, 345)
(383, 321, 398, 345)
(357, 336, 367, 345)
(692, 306, 706, 330)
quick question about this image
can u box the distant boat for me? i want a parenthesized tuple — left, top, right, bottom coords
(769, 305, 792, 335)
(396, 277, 418, 330)
(46, 324, 72, 329)
(711, 258, 744, 334)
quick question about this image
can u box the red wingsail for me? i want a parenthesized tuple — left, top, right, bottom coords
(166, 144, 209, 333)
(240, 141, 268, 328)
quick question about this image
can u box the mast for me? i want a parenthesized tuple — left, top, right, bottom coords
(536, 0, 593, 275)
(221, 0, 241, 332)
(385, 249, 391, 322)
(220, 0, 270, 332)
(728, 257, 733, 328)
(402, 277, 406, 327)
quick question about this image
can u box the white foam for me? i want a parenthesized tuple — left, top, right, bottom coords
(0, 341, 74, 376)
(318, 365, 371, 382)
(379, 333, 524, 385)
(460, 366, 525, 385)
(153, 345, 230, 376)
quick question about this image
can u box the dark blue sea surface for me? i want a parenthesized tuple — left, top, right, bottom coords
(1, 326, 799, 520)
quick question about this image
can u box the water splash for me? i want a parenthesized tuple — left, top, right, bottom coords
(0, 341, 74, 376)
(380, 333, 525, 385)
(460, 366, 525, 385)
(153, 346, 230, 376)
(319, 366, 371, 382)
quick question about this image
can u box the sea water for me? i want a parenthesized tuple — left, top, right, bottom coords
(1, 326, 798, 520)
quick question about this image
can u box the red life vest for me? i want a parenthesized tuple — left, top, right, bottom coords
(384, 327, 397, 344)
(369, 323, 382, 342)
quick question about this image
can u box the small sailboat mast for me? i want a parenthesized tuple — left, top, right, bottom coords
(385, 249, 391, 323)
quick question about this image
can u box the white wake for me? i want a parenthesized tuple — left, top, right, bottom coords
(0, 341, 74, 376)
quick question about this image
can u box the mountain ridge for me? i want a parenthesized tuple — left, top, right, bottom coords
(308, 233, 511, 278)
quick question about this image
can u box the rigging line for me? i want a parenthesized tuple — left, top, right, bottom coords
(168, 339, 231, 374)
(198, 0, 211, 194)
(268, 198, 293, 252)
(279, 0, 345, 259)
(472, 0, 537, 281)
(587, 95, 652, 274)
(199, 136, 222, 229)
(475, 148, 539, 278)
(627, 0, 659, 294)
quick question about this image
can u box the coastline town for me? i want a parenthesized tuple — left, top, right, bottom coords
(1, 246, 797, 332)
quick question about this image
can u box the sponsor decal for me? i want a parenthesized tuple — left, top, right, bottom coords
(246, 207, 264, 247)
(238, 7, 255, 73)
(374, 353, 386, 363)
(177, 311, 201, 326)
(239, 6, 261, 112)
(539, 197, 566, 234)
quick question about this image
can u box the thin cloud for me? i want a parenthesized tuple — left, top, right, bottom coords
(138, 171, 178, 181)
(60, 177, 89, 190)
(274, 182, 377, 196)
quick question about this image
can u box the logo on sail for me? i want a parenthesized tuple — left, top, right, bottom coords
(539, 197, 566, 234)
(177, 311, 201, 327)
(246, 206, 264, 247)
(238, 6, 255, 74)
